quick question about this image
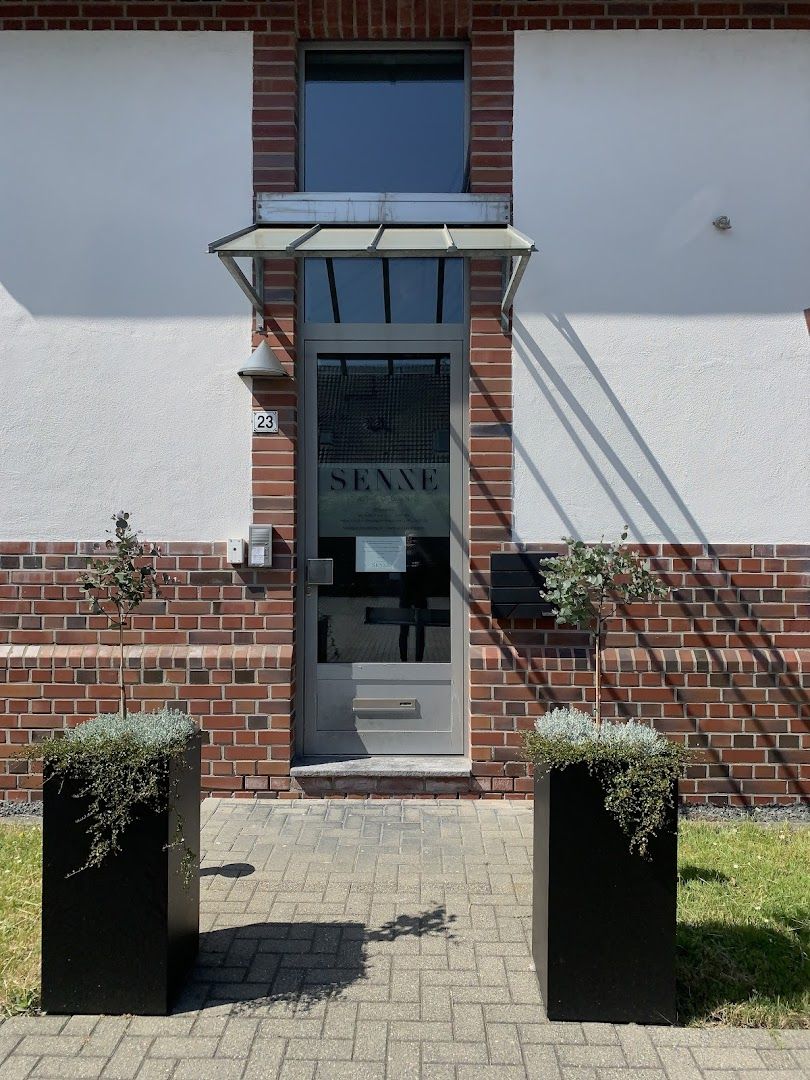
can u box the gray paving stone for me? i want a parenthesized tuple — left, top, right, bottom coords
(616, 1027, 662, 1068)
(17, 1037, 87, 1057)
(79, 1020, 129, 1059)
(101, 1038, 153, 1080)
(487, 1022, 524, 1065)
(523, 1043, 564, 1078)
(422, 1039, 490, 1064)
(148, 1036, 219, 1058)
(0, 1034, 23, 1063)
(596, 1071, 666, 1080)
(656, 1046, 704, 1080)
(60, 1018, 100, 1038)
(284, 1037, 353, 1061)
(486, 1005, 554, 1025)
(756, 1051, 800, 1070)
(583, 1024, 622, 1046)
(315, 1062, 385, 1079)
(389, 1020, 453, 1042)
(691, 1049, 768, 1071)
(453, 1003, 486, 1041)
(458, 1068, 529, 1080)
(384, 1040, 420, 1079)
(785, 1048, 810, 1071)
(422, 1065, 458, 1080)
(560, 1069, 598, 1080)
(735, 1073, 807, 1080)
(1, 1017, 69, 1036)
(521, 1024, 585, 1045)
(278, 1063, 315, 1080)
(2, 801, 808, 1080)
(240, 1037, 285, 1079)
(773, 1033, 810, 1049)
(353, 1020, 388, 1061)
(133, 1062, 176, 1080)
(259, 1018, 323, 1041)
(32, 1059, 107, 1079)
(217, 1018, 258, 1058)
(126, 1018, 195, 1038)
(173, 1062, 246, 1080)
(558, 1045, 629, 1069)
(2, 1055, 39, 1079)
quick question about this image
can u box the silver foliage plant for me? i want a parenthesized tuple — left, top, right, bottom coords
(67, 709, 195, 749)
(535, 707, 669, 755)
(526, 706, 688, 856)
(27, 707, 198, 877)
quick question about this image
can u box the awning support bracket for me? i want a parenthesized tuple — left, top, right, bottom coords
(217, 252, 265, 330)
(500, 252, 531, 332)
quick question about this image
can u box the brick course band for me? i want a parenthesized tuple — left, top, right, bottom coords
(2, 2, 809, 33)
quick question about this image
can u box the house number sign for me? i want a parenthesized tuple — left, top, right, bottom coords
(252, 411, 279, 434)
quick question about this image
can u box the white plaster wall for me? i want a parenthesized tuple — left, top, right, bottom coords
(0, 32, 254, 541)
(512, 31, 810, 544)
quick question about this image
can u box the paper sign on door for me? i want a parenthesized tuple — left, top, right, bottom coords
(356, 536, 407, 573)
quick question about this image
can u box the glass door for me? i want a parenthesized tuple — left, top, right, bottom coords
(302, 336, 465, 756)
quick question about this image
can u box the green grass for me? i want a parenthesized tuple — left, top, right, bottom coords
(0, 819, 806, 1025)
(0, 823, 41, 1016)
(678, 821, 809, 1027)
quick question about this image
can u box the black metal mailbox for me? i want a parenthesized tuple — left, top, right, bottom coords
(490, 551, 557, 620)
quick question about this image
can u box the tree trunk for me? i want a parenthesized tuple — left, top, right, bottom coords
(118, 620, 127, 719)
(594, 623, 602, 730)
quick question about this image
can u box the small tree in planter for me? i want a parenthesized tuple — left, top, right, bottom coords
(78, 511, 162, 720)
(542, 528, 668, 730)
(23, 512, 202, 1016)
(523, 531, 688, 1025)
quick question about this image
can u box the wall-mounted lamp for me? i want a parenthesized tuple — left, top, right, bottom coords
(237, 338, 289, 378)
(712, 215, 732, 231)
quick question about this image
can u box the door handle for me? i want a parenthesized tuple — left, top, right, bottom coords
(306, 558, 333, 586)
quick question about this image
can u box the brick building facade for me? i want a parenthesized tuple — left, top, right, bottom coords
(1, 2, 808, 805)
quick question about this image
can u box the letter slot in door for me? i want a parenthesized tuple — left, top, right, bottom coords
(352, 698, 417, 716)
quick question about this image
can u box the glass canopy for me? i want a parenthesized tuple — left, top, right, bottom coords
(208, 223, 536, 329)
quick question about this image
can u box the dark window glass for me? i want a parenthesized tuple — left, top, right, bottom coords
(317, 355, 451, 663)
(304, 257, 463, 324)
(303, 50, 466, 192)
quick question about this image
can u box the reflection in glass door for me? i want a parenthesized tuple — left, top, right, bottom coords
(318, 355, 450, 665)
(303, 341, 464, 756)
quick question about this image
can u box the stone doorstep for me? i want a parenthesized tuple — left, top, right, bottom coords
(290, 756, 472, 780)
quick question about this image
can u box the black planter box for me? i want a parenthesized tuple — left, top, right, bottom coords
(41, 733, 201, 1015)
(533, 763, 677, 1024)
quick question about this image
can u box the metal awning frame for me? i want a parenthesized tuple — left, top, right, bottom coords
(209, 221, 535, 333)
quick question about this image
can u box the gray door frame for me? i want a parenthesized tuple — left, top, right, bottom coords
(296, 322, 469, 758)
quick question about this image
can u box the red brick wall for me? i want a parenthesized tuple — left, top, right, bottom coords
(1, 543, 808, 802)
(1, 2, 808, 804)
(2, 2, 808, 33)
(470, 545, 809, 804)
(0, 545, 297, 800)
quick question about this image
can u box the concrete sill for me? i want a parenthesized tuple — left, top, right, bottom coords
(290, 755, 472, 780)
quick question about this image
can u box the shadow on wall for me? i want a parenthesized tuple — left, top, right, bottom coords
(512, 314, 709, 547)
(0, 33, 252, 319)
(478, 315, 809, 802)
(0, 215, 249, 320)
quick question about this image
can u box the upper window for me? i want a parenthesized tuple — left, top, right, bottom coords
(303, 49, 467, 192)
